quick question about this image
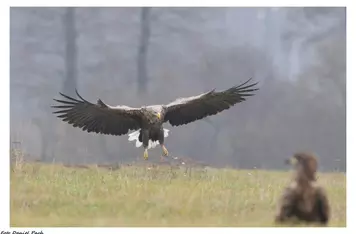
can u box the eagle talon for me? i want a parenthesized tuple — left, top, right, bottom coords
(143, 149, 148, 160)
(162, 145, 169, 157)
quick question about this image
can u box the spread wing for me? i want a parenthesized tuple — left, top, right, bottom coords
(163, 78, 259, 126)
(52, 90, 142, 136)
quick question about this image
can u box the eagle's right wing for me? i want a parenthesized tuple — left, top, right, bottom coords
(52, 90, 142, 136)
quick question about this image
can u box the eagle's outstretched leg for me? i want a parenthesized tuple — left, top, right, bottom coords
(143, 148, 148, 160)
(161, 145, 169, 157)
(142, 129, 149, 160)
(159, 129, 169, 157)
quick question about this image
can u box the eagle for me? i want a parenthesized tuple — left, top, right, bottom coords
(275, 152, 330, 226)
(52, 78, 259, 160)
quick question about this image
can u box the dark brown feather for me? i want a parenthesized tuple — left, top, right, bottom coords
(51, 89, 142, 136)
(275, 152, 330, 226)
(163, 78, 259, 126)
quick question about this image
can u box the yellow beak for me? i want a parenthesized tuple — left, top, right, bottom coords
(156, 113, 161, 119)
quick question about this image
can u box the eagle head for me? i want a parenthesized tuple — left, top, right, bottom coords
(145, 105, 164, 121)
(285, 152, 318, 181)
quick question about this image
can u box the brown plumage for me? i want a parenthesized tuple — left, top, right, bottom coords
(275, 152, 330, 226)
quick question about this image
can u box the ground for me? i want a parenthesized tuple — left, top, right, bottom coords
(10, 162, 346, 227)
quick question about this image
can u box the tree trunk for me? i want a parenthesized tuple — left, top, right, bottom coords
(63, 7, 77, 96)
(36, 8, 78, 162)
(62, 7, 113, 163)
(56, 7, 79, 162)
(137, 7, 151, 95)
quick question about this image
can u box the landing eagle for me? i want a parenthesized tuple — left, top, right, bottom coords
(52, 78, 259, 160)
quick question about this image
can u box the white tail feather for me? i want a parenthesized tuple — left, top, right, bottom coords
(128, 129, 170, 149)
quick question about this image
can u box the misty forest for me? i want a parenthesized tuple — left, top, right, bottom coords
(10, 7, 346, 172)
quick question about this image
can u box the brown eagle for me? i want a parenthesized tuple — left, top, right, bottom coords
(51, 78, 258, 160)
(275, 152, 331, 226)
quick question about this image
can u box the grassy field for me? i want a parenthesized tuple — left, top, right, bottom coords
(10, 162, 346, 227)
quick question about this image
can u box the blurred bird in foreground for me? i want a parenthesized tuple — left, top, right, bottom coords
(275, 152, 330, 226)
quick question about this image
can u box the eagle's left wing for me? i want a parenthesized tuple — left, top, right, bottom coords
(163, 78, 259, 126)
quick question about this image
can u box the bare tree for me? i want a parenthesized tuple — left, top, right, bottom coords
(53, 7, 79, 162)
(25, 8, 76, 162)
(137, 7, 151, 95)
(63, 7, 77, 96)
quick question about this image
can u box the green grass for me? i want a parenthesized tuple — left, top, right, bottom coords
(10, 162, 346, 227)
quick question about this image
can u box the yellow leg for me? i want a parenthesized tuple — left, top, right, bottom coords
(143, 148, 148, 160)
(162, 145, 169, 157)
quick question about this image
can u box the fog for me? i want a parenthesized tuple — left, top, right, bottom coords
(10, 7, 346, 171)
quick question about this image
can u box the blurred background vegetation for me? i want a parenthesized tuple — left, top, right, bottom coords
(10, 7, 346, 171)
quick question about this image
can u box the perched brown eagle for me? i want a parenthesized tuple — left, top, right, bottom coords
(275, 152, 331, 226)
(52, 78, 258, 160)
